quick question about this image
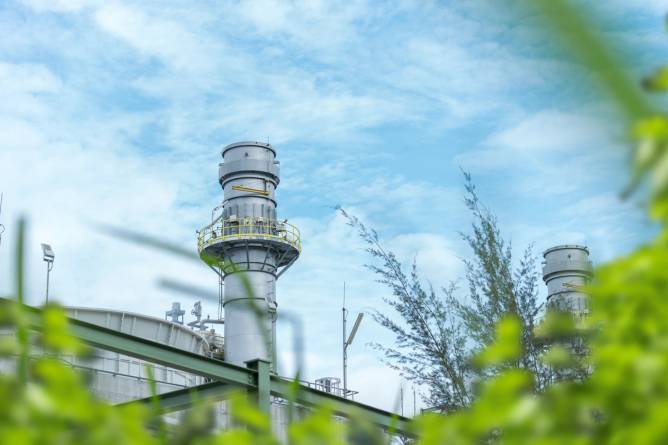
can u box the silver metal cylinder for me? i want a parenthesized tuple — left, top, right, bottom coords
(222, 268, 275, 365)
(198, 142, 300, 369)
(542, 245, 592, 318)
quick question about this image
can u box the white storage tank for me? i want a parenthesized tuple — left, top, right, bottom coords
(62, 307, 209, 404)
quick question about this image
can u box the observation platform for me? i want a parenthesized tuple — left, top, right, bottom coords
(197, 216, 301, 268)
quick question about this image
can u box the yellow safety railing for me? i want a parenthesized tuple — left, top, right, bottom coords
(197, 217, 301, 253)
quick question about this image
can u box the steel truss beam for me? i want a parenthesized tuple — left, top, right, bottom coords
(117, 381, 235, 414)
(20, 303, 411, 435)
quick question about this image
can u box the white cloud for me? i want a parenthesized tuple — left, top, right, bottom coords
(387, 232, 462, 289)
(0, 62, 62, 118)
(93, 3, 219, 73)
(457, 107, 626, 197)
(350, 362, 404, 411)
(595, 0, 668, 17)
(0, 62, 213, 312)
(486, 110, 612, 154)
(232, 0, 369, 52)
(0, 62, 61, 93)
(0, 131, 212, 309)
(20, 0, 94, 13)
(641, 0, 668, 15)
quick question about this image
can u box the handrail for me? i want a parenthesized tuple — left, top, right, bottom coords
(67, 357, 197, 387)
(6, 352, 199, 387)
(197, 217, 301, 253)
(299, 378, 359, 400)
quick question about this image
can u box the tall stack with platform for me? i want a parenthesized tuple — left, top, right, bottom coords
(197, 141, 301, 370)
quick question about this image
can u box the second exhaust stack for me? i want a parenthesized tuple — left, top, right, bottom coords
(542, 244, 592, 318)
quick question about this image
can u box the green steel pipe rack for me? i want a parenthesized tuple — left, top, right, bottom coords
(19, 303, 412, 436)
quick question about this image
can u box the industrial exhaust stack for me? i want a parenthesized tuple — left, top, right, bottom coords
(197, 142, 301, 370)
(542, 244, 593, 377)
(542, 244, 593, 318)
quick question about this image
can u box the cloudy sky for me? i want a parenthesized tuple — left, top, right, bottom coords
(1, 0, 666, 413)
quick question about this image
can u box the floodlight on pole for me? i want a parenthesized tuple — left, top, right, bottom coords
(41, 243, 54, 304)
(346, 313, 364, 346)
(342, 282, 364, 399)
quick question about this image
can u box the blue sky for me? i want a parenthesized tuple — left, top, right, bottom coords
(1, 0, 667, 412)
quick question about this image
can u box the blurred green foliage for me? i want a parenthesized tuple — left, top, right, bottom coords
(3, 0, 668, 443)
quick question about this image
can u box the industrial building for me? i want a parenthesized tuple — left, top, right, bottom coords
(2, 141, 594, 439)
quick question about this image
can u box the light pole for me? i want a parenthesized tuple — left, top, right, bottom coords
(342, 282, 364, 399)
(41, 243, 54, 304)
